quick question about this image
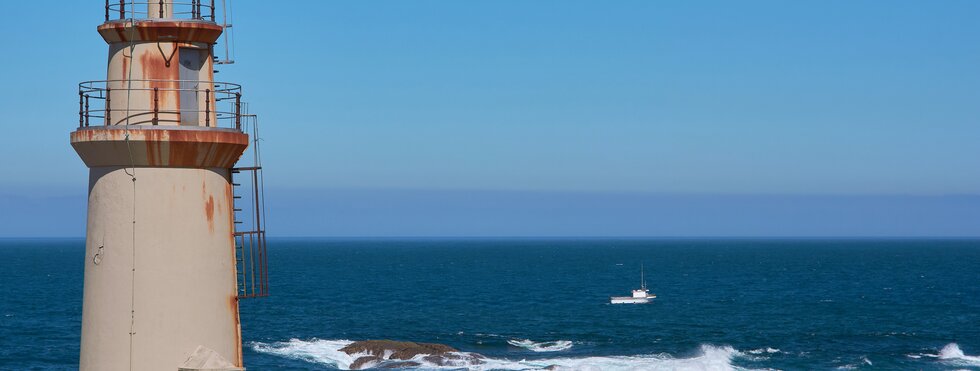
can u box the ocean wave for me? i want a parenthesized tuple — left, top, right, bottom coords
(937, 343, 980, 367)
(907, 343, 980, 367)
(746, 348, 780, 355)
(251, 339, 762, 370)
(507, 339, 573, 352)
(251, 338, 358, 369)
(833, 357, 871, 371)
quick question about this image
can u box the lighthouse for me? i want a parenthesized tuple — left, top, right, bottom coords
(71, 1, 266, 370)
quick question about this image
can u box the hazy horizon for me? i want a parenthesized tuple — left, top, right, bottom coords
(2, 1, 980, 237)
(5, 186, 980, 238)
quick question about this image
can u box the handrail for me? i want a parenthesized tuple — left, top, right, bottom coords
(105, 0, 216, 22)
(78, 79, 244, 130)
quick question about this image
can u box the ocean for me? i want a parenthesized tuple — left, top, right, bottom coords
(1, 238, 978, 370)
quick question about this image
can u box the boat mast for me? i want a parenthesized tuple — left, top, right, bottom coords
(640, 263, 646, 290)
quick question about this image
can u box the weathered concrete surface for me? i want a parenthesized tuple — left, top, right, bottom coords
(79, 166, 242, 371)
(102, 39, 216, 126)
(71, 127, 248, 168)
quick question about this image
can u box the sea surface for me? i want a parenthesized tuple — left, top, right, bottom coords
(1, 238, 979, 370)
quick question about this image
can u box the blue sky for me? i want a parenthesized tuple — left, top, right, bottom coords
(1, 1, 979, 237)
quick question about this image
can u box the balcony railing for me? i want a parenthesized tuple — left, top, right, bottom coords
(105, 1, 216, 22)
(78, 79, 244, 130)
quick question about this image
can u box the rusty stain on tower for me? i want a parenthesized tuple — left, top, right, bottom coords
(71, 1, 267, 370)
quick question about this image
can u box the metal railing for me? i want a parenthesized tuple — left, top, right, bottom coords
(78, 79, 244, 130)
(105, 0, 216, 22)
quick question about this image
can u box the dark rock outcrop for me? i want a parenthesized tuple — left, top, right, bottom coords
(380, 361, 423, 369)
(341, 340, 484, 370)
(348, 355, 382, 370)
(341, 340, 458, 359)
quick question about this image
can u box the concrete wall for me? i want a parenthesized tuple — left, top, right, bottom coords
(105, 41, 215, 126)
(79, 166, 241, 371)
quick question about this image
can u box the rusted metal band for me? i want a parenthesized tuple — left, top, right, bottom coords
(71, 127, 248, 168)
(98, 20, 223, 44)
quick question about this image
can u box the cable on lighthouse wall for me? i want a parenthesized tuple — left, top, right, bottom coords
(121, 1, 139, 369)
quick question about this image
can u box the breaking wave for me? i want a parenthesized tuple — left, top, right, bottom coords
(251, 339, 762, 370)
(939, 343, 980, 364)
(507, 339, 573, 352)
(906, 343, 980, 368)
(926, 343, 980, 367)
(251, 339, 358, 369)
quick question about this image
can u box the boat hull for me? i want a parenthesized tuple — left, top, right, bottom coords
(610, 296, 654, 304)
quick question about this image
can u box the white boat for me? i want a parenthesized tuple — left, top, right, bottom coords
(610, 264, 655, 304)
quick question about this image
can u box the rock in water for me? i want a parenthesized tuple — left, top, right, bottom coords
(341, 340, 458, 358)
(348, 355, 382, 370)
(340, 340, 484, 369)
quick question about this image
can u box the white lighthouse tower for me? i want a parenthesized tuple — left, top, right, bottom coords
(71, 1, 267, 370)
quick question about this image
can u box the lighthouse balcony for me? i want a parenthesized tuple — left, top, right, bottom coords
(99, 1, 226, 44)
(78, 79, 246, 131)
(104, 0, 218, 22)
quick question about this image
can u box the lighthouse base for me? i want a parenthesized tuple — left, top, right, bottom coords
(73, 127, 248, 371)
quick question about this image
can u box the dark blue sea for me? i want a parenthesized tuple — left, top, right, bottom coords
(2, 238, 979, 370)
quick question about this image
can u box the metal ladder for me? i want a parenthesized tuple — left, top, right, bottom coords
(232, 166, 267, 298)
(231, 112, 267, 299)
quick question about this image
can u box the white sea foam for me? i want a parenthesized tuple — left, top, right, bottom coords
(507, 339, 574, 352)
(251, 339, 762, 370)
(746, 348, 780, 355)
(250, 338, 359, 369)
(907, 343, 980, 368)
(834, 355, 872, 370)
(938, 343, 980, 366)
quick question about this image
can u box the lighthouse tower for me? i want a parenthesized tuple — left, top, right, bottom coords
(71, 2, 266, 370)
